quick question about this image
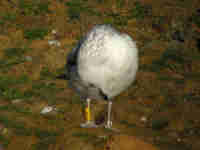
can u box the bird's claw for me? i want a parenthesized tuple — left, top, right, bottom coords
(80, 121, 98, 128)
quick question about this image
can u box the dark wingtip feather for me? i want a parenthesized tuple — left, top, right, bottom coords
(56, 73, 69, 80)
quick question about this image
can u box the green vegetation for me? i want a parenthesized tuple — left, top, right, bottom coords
(72, 132, 97, 140)
(4, 47, 30, 59)
(130, 2, 151, 20)
(18, 0, 50, 16)
(24, 28, 48, 40)
(0, 135, 9, 147)
(120, 120, 137, 128)
(2, 13, 17, 23)
(0, 115, 31, 135)
(65, 0, 101, 21)
(191, 12, 200, 27)
(0, 74, 31, 100)
(40, 67, 54, 79)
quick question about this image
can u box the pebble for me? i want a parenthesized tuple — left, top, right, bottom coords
(24, 56, 33, 62)
(40, 106, 56, 114)
(48, 40, 61, 47)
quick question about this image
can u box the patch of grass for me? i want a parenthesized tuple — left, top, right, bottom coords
(23, 90, 35, 98)
(31, 81, 59, 104)
(151, 118, 169, 130)
(18, 0, 50, 16)
(152, 16, 166, 26)
(116, 0, 125, 9)
(18, 74, 30, 83)
(161, 48, 185, 63)
(96, 0, 104, 3)
(65, 0, 101, 21)
(32, 82, 47, 90)
(120, 120, 136, 128)
(0, 116, 31, 136)
(0, 19, 5, 25)
(32, 134, 57, 150)
(2, 13, 17, 23)
(0, 59, 22, 72)
(0, 105, 31, 115)
(65, 0, 86, 20)
(32, 82, 57, 92)
(105, 12, 128, 26)
(103, 17, 115, 25)
(0, 74, 30, 87)
(32, 141, 51, 150)
(150, 47, 187, 73)
(183, 93, 200, 102)
(72, 132, 97, 140)
(36, 2, 50, 15)
(0, 135, 9, 147)
(0, 88, 24, 100)
(0, 87, 32, 101)
(0, 74, 31, 100)
(184, 72, 200, 81)
(129, 2, 151, 20)
(34, 128, 59, 139)
(191, 13, 200, 28)
(4, 47, 29, 59)
(24, 28, 48, 40)
(40, 67, 54, 79)
(158, 75, 184, 84)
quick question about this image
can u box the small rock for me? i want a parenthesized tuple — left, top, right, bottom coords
(40, 106, 56, 114)
(48, 40, 61, 47)
(12, 99, 23, 104)
(140, 116, 148, 123)
(51, 29, 57, 34)
(177, 138, 182, 142)
(24, 56, 33, 62)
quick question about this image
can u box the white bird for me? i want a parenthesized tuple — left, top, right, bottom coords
(64, 24, 138, 129)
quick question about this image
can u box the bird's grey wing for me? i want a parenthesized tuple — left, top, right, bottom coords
(65, 38, 84, 79)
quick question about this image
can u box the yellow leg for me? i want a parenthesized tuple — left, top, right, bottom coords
(80, 98, 98, 128)
(85, 103, 91, 122)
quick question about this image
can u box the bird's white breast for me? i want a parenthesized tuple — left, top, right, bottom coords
(78, 25, 138, 98)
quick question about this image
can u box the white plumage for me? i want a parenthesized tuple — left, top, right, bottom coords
(65, 24, 138, 128)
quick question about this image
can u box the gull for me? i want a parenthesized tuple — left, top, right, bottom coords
(64, 24, 138, 129)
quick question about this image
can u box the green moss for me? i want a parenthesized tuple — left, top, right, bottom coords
(66, 0, 101, 21)
(19, 0, 50, 16)
(2, 13, 17, 22)
(24, 28, 48, 40)
(0, 105, 31, 115)
(120, 120, 136, 128)
(0, 115, 31, 135)
(116, 0, 125, 8)
(0, 74, 32, 100)
(40, 67, 54, 79)
(130, 2, 149, 20)
(72, 132, 97, 140)
(0, 135, 9, 147)
(105, 12, 128, 26)
(191, 14, 200, 27)
(34, 128, 59, 139)
(4, 47, 29, 59)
